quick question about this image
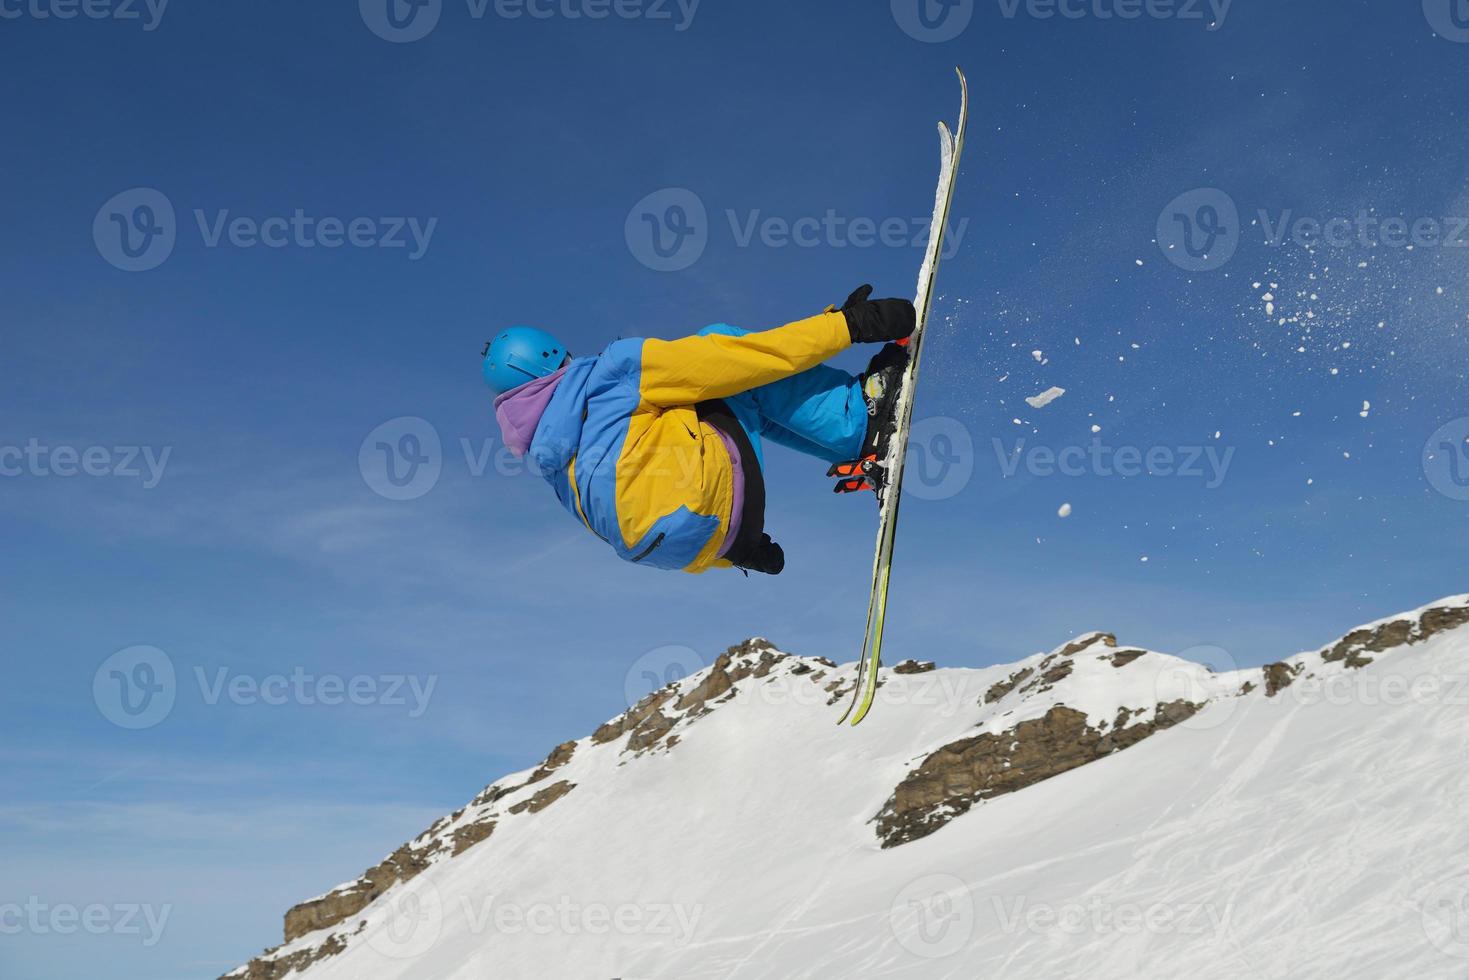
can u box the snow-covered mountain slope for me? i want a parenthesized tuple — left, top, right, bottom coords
(229, 596, 1469, 980)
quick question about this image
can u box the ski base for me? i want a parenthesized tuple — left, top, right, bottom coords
(839, 67, 968, 728)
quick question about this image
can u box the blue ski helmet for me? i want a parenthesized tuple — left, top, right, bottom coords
(482, 327, 568, 395)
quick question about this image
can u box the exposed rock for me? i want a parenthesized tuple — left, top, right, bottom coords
(527, 741, 576, 784)
(984, 666, 1033, 704)
(1059, 632, 1117, 658)
(1323, 605, 1469, 670)
(875, 700, 1201, 848)
(893, 659, 937, 675)
(1109, 649, 1147, 668)
(592, 687, 676, 746)
(225, 933, 348, 980)
(1263, 662, 1301, 697)
(508, 780, 576, 815)
(450, 818, 497, 856)
(282, 839, 436, 942)
(1033, 658, 1074, 691)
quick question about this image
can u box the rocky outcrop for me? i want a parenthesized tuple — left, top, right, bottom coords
(893, 659, 937, 675)
(1263, 662, 1301, 697)
(228, 933, 350, 980)
(1320, 604, 1469, 670)
(282, 839, 436, 943)
(508, 780, 576, 815)
(875, 699, 1202, 848)
(1261, 601, 1469, 697)
(226, 605, 1469, 980)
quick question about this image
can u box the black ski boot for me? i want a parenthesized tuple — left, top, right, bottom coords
(828, 343, 910, 495)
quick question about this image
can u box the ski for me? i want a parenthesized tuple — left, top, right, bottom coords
(839, 68, 969, 727)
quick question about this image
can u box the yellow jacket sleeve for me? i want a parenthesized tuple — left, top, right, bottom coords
(638, 312, 852, 407)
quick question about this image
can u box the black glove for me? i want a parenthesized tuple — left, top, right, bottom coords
(740, 534, 785, 576)
(840, 284, 916, 345)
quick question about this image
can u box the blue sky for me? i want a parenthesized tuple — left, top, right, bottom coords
(3, 1, 1469, 977)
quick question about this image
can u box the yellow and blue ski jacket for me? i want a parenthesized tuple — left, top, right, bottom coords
(495, 311, 853, 573)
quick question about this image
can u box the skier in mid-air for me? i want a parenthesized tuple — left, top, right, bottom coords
(484, 286, 916, 576)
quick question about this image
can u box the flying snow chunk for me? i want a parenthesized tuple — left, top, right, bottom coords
(1058, 503, 1073, 518)
(1360, 401, 1371, 419)
(1031, 350, 1044, 363)
(1026, 387, 1067, 409)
